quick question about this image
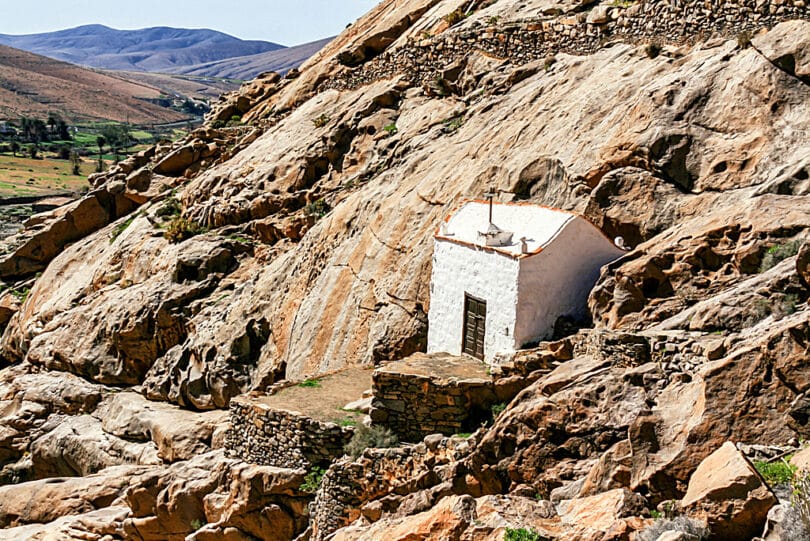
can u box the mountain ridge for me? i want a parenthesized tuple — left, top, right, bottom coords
(0, 43, 188, 123)
(0, 25, 285, 73)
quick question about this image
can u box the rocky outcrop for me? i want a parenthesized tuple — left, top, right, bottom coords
(121, 451, 310, 541)
(0, 1, 808, 539)
(0, 465, 155, 528)
(679, 442, 777, 540)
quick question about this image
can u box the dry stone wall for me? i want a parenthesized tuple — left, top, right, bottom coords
(370, 366, 499, 442)
(225, 397, 354, 469)
(323, 0, 809, 92)
(311, 433, 478, 541)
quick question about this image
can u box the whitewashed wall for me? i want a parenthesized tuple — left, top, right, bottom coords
(427, 239, 520, 361)
(514, 218, 625, 347)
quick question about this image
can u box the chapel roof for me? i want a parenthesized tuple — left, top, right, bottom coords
(435, 200, 583, 258)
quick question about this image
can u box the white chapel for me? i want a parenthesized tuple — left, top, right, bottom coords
(427, 200, 625, 363)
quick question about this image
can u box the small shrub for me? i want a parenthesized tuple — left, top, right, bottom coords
(491, 402, 507, 418)
(339, 418, 357, 427)
(504, 528, 545, 541)
(305, 198, 330, 218)
(649, 509, 663, 519)
(791, 471, 810, 532)
(156, 196, 182, 218)
(312, 114, 331, 128)
(781, 293, 800, 316)
(383, 123, 398, 135)
(759, 240, 801, 273)
(190, 518, 205, 531)
(298, 378, 322, 388)
(737, 31, 752, 49)
(10, 287, 30, 303)
(487, 16, 500, 25)
(755, 458, 797, 486)
(164, 217, 207, 244)
(111, 215, 136, 243)
(637, 516, 710, 541)
(456, 432, 473, 439)
(300, 466, 326, 493)
(444, 8, 468, 26)
(444, 116, 465, 133)
(345, 424, 398, 459)
(645, 41, 662, 59)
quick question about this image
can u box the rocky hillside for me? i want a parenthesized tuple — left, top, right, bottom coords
(0, 0, 808, 539)
(171, 38, 335, 80)
(0, 44, 188, 123)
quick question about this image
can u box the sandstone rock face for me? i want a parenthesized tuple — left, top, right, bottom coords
(3, 20, 807, 408)
(0, 2, 807, 540)
(122, 451, 309, 541)
(331, 494, 563, 541)
(29, 414, 162, 479)
(97, 392, 227, 462)
(0, 465, 154, 528)
(680, 442, 777, 540)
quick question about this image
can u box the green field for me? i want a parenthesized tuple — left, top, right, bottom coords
(0, 154, 93, 198)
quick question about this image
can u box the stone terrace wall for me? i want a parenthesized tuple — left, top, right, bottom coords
(311, 433, 479, 541)
(323, 0, 809, 92)
(370, 366, 499, 442)
(226, 397, 354, 469)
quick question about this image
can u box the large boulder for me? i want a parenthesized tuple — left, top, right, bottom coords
(0, 465, 155, 528)
(97, 392, 228, 462)
(679, 442, 777, 540)
(122, 451, 310, 541)
(29, 415, 162, 479)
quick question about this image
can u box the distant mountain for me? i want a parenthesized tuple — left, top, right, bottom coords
(0, 44, 187, 124)
(172, 37, 334, 80)
(0, 25, 284, 73)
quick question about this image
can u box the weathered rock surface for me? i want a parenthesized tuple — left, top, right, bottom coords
(679, 441, 776, 540)
(0, 465, 154, 528)
(97, 392, 227, 462)
(0, 2, 807, 540)
(29, 414, 162, 479)
(121, 451, 309, 541)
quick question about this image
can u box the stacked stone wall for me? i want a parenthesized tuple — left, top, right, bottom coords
(323, 0, 809, 92)
(225, 398, 354, 469)
(369, 368, 499, 442)
(311, 433, 478, 541)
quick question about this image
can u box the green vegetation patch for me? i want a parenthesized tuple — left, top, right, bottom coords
(164, 216, 207, 243)
(298, 378, 322, 388)
(300, 466, 327, 493)
(755, 458, 797, 486)
(344, 424, 398, 459)
(505, 528, 546, 541)
(759, 240, 802, 273)
(111, 215, 137, 243)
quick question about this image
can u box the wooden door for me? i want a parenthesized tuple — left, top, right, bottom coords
(463, 294, 486, 360)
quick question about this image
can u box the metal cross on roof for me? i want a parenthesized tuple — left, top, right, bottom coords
(484, 187, 498, 224)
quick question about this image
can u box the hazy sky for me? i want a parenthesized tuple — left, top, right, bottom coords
(0, 1, 380, 46)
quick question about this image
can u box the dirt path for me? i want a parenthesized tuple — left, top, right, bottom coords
(257, 367, 374, 424)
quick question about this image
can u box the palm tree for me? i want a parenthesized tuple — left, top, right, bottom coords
(96, 136, 106, 173)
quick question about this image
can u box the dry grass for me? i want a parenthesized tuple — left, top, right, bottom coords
(0, 154, 92, 197)
(257, 367, 373, 424)
(0, 44, 187, 124)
